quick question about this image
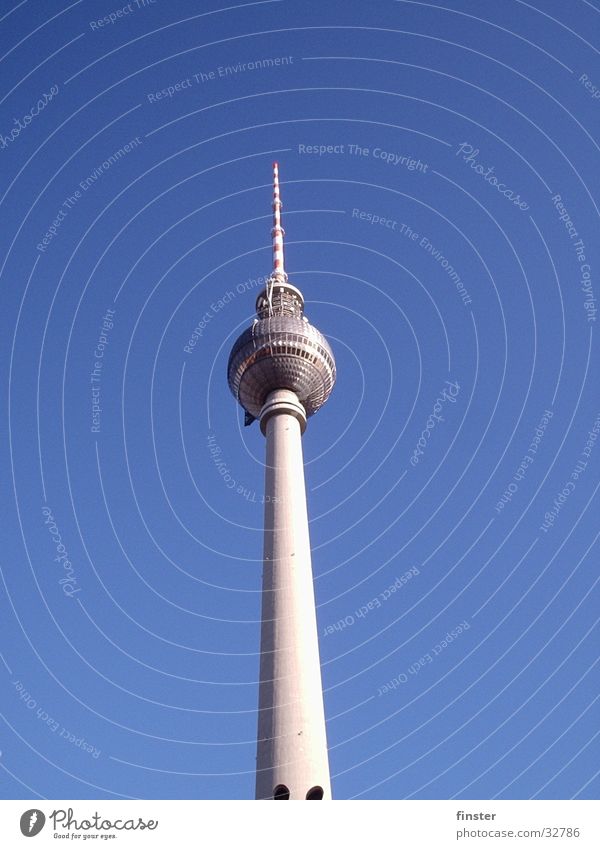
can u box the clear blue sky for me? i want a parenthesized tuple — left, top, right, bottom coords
(1, 0, 599, 800)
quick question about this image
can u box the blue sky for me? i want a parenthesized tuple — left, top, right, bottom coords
(0, 0, 599, 800)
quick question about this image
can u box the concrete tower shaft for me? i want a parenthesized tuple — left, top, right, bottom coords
(256, 389, 331, 800)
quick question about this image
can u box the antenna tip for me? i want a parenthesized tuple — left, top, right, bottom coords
(273, 161, 279, 170)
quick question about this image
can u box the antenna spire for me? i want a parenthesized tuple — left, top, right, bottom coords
(271, 162, 287, 282)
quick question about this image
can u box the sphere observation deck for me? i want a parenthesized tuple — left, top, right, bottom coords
(227, 280, 336, 422)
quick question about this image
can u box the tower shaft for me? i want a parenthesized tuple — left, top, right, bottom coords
(271, 161, 286, 283)
(255, 389, 331, 800)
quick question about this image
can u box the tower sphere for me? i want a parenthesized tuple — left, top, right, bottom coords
(227, 280, 336, 421)
(227, 165, 336, 422)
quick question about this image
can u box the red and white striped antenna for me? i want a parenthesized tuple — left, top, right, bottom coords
(271, 161, 287, 283)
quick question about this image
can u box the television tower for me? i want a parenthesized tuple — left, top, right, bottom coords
(227, 163, 336, 800)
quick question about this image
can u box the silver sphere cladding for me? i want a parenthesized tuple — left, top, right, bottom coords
(227, 284, 336, 420)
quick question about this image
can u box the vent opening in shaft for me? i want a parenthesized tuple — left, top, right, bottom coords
(273, 784, 290, 800)
(306, 786, 324, 800)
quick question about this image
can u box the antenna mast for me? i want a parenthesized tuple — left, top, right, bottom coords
(267, 161, 287, 312)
